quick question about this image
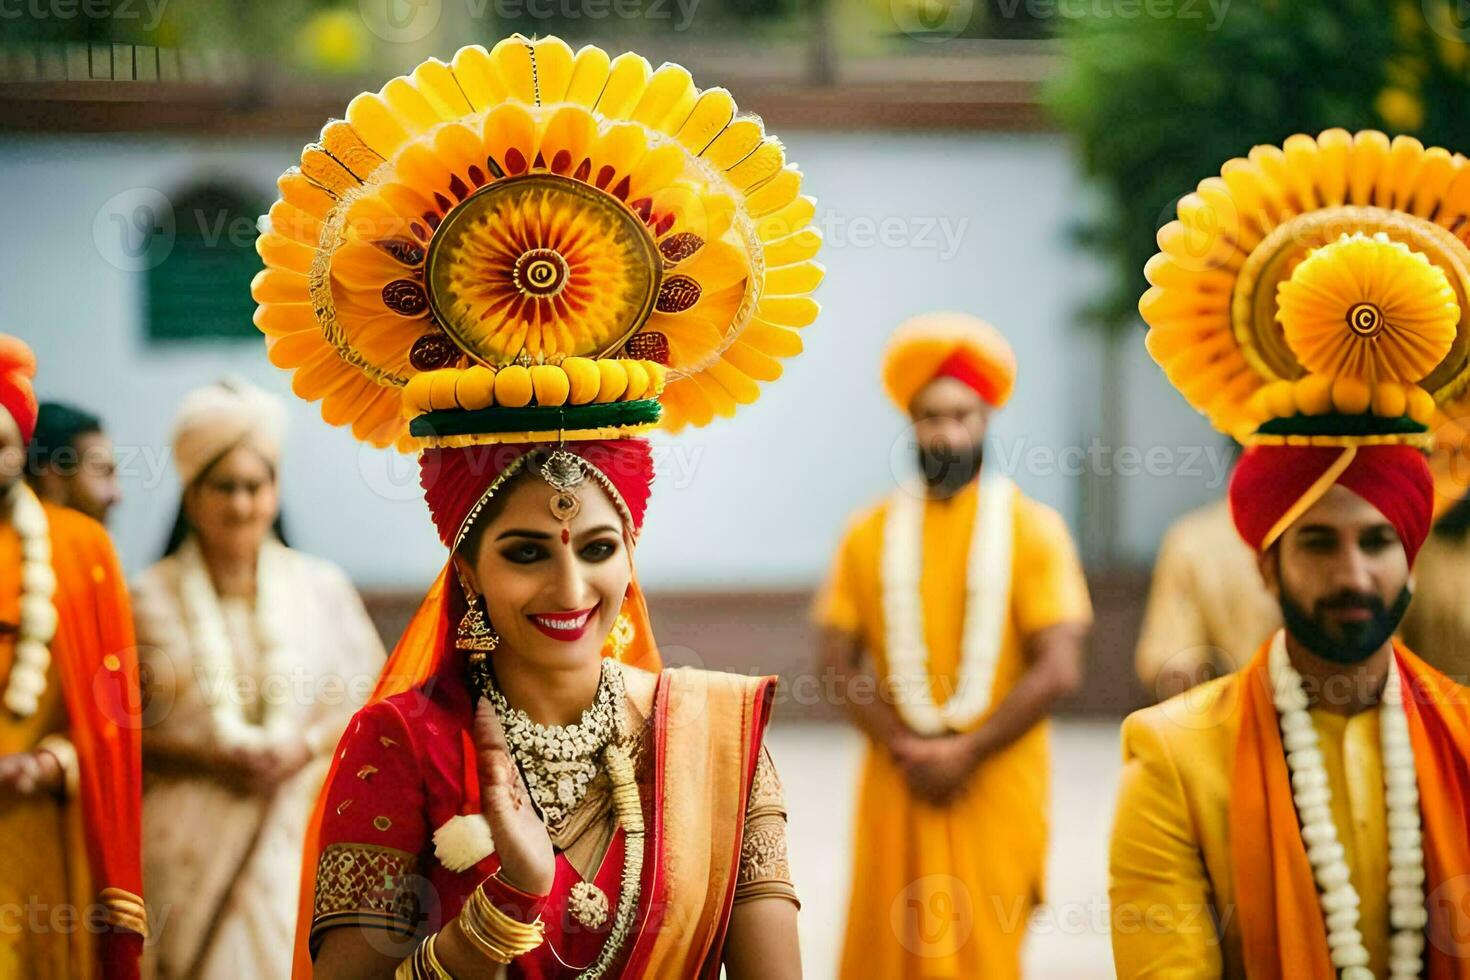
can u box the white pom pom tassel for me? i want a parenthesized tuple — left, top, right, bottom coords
(433, 814, 495, 872)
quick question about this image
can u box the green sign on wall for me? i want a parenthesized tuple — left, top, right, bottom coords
(145, 183, 265, 343)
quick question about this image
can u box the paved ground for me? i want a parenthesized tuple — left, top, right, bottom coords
(769, 719, 1123, 980)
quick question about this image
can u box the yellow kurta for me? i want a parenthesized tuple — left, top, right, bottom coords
(1134, 500, 1279, 691)
(816, 479, 1092, 979)
(1109, 673, 1390, 978)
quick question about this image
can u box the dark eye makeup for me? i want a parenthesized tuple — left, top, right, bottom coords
(496, 535, 620, 565)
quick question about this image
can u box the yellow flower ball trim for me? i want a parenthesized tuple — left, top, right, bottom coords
(402, 360, 667, 416)
(1276, 232, 1459, 385)
(494, 365, 534, 408)
(1251, 377, 1437, 425)
(455, 366, 497, 410)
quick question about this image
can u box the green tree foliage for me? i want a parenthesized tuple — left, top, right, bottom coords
(1047, 0, 1470, 334)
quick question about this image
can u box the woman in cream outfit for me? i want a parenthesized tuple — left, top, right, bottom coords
(134, 379, 386, 979)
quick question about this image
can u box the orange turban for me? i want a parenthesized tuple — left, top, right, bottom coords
(0, 334, 38, 445)
(881, 312, 1016, 412)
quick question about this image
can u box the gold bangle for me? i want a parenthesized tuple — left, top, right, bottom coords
(424, 933, 454, 979)
(394, 933, 453, 979)
(455, 910, 517, 965)
(458, 882, 545, 961)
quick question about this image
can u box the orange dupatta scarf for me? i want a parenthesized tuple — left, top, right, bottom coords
(1231, 641, 1470, 979)
(31, 503, 147, 979)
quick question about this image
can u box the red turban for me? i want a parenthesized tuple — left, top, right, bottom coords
(0, 334, 38, 445)
(1228, 444, 1434, 566)
(419, 439, 655, 548)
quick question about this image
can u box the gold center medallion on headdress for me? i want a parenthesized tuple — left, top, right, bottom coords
(426, 173, 662, 366)
(1346, 302, 1384, 338)
(513, 248, 571, 298)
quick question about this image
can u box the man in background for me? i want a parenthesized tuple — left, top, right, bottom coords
(817, 312, 1092, 979)
(0, 336, 146, 978)
(1133, 492, 1279, 699)
(26, 402, 121, 525)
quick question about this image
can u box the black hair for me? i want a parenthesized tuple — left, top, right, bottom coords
(27, 402, 103, 473)
(1433, 490, 1470, 541)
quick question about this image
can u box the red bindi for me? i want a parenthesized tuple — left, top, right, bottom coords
(561, 527, 570, 544)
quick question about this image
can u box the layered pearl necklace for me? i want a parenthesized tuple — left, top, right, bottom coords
(2, 482, 57, 718)
(177, 535, 295, 749)
(1268, 631, 1426, 979)
(881, 474, 1014, 736)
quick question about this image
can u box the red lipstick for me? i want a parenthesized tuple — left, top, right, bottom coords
(527, 605, 599, 642)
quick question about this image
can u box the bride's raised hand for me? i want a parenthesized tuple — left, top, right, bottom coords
(474, 697, 555, 896)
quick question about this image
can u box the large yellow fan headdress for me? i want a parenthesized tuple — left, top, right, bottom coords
(252, 35, 822, 450)
(1141, 129, 1470, 448)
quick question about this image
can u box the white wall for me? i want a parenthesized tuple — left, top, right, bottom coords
(0, 130, 1215, 588)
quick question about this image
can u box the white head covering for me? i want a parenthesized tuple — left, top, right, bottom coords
(172, 378, 287, 488)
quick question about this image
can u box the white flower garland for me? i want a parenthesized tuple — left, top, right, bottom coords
(881, 475, 1014, 736)
(3, 482, 57, 718)
(177, 535, 296, 749)
(1268, 631, 1426, 979)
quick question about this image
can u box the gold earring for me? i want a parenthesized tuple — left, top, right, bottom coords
(604, 612, 635, 659)
(456, 591, 500, 658)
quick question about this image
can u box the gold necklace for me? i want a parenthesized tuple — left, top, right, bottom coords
(470, 659, 646, 979)
(480, 658, 624, 827)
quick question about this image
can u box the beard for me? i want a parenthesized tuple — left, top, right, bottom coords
(915, 439, 983, 497)
(1279, 583, 1413, 666)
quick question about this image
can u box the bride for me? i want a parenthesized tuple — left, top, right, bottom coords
(250, 33, 823, 979)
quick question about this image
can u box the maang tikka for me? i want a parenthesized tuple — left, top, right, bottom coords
(540, 449, 585, 530)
